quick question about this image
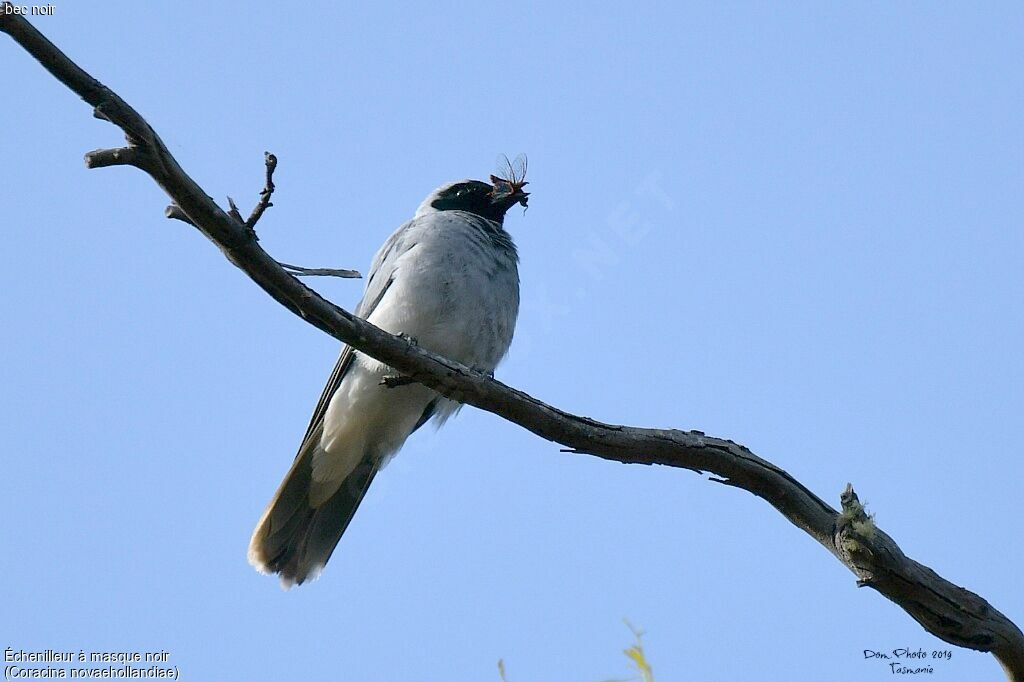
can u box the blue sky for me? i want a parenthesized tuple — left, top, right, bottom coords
(2, 2, 1021, 680)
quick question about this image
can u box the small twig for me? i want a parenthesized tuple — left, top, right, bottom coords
(84, 147, 141, 169)
(279, 262, 361, 279)
(246, 152, 277, 229)
(227, 196, 244, 225)
(164, 204, 195, 225)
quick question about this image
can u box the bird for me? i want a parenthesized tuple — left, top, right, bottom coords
(248, 164, 528, 587)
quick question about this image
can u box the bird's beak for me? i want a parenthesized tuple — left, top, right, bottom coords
(510, 184, 530, 209)
(490, 175, 530, 210)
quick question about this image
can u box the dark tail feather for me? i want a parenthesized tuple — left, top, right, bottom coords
(248, 439, 378, 587)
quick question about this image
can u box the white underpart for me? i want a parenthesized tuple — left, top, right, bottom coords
(308, 206, 519, 506)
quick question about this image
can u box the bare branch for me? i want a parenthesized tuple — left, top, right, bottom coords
(246, 152, 277, 229)
(84, 146, 142, 169)
(227, 196, 245, 225)
(164, 204, 195, 225)
(2, 8, 1021, 680)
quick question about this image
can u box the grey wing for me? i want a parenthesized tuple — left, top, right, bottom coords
(295, 219, 418, 449)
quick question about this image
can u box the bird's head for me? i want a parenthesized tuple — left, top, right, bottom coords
(415, 157, 529, 223)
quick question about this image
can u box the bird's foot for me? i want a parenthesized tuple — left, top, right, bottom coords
(380, 374, 417, 388)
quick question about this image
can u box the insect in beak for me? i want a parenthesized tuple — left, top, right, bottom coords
(491, 153, 530, 210)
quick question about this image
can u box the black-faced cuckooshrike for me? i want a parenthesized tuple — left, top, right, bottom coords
(249, 169, 528, 587)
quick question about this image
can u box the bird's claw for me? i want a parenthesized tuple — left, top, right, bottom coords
(380, 374, 417, 388)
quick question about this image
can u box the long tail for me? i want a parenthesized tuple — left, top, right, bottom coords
(248, 436, 378, 588)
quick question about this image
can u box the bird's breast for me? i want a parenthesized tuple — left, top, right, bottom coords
(365, 216, 519, 373)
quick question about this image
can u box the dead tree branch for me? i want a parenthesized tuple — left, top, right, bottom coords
(245, 151, 277, 229)
(2, 8, 1021, 680)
